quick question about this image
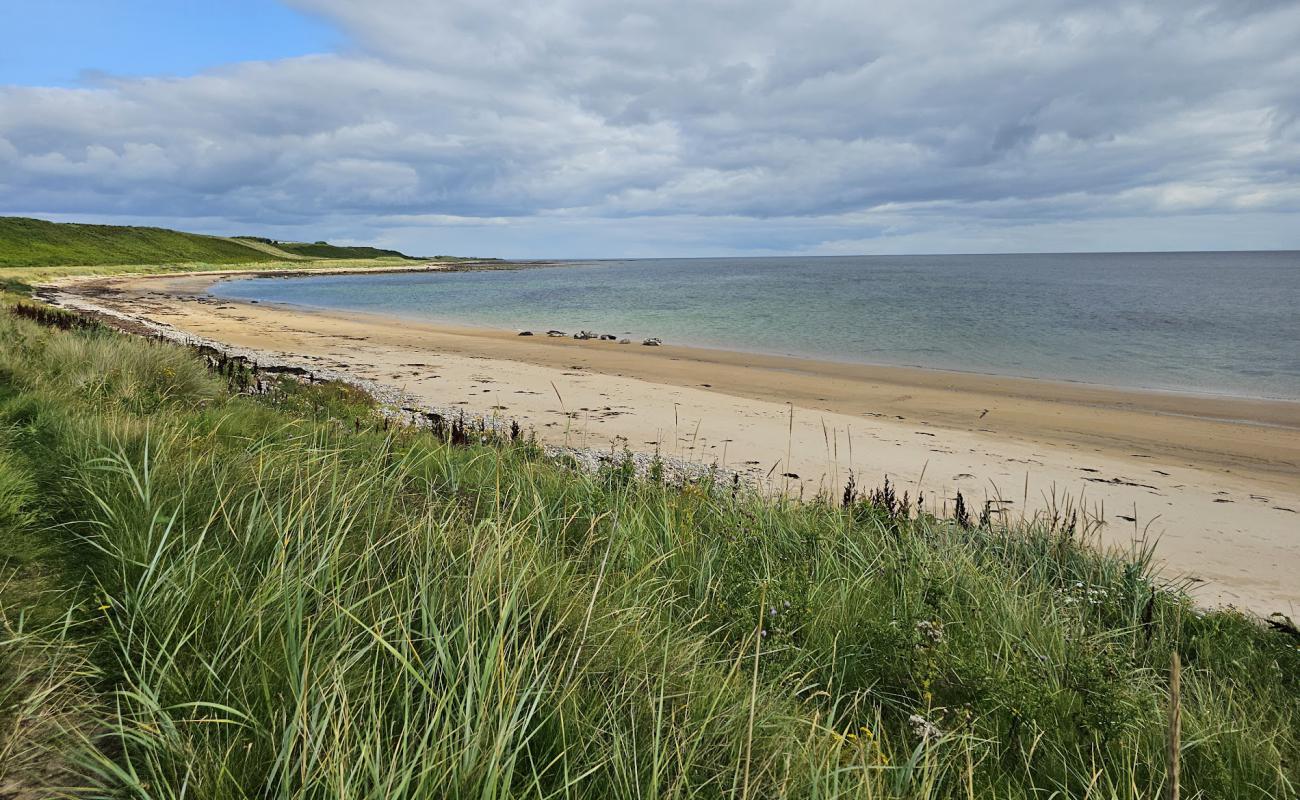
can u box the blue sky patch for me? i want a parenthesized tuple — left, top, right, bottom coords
(0, 0, 338, 86)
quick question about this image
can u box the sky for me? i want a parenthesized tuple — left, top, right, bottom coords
(1, 0, 1298, 258)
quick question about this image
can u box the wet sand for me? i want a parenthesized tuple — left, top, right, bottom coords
(49, 269, 1300, 614)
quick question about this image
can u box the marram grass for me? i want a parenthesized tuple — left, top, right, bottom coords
(0, 310, 1296, 798)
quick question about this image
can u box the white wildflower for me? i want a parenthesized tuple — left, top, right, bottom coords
(915, 620, 945, 645)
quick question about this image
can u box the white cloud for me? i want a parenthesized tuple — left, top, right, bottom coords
(2, 0, 1298, 255)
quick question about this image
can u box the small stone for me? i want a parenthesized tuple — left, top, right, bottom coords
(908, 714, 942, 740)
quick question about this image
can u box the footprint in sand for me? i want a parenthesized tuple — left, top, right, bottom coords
(1084, 476, 1158, 490)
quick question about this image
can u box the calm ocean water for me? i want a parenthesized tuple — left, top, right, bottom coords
(214, 252, 1300, 400)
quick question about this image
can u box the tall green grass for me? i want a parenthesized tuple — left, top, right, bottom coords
(0, 310, 1296, 798)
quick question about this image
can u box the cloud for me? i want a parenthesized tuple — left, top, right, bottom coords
(1, 0, 1298, 255)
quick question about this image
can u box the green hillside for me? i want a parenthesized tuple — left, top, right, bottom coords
(0, 218, 424, 269)
(0, 217, 278, 268)
(240, 237, 422, 260)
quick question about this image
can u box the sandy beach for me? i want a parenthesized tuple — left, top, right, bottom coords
(47, 268, 1300, 614)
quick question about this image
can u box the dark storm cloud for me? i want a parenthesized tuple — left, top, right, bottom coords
(1, 0, 1297, 254)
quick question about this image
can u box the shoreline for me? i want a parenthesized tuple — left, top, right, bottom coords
(42, 268, 1300, 614)
(208, 260, 1300, 406)
(217, 292, 1300, 432)
(213, 285, 1300, 408)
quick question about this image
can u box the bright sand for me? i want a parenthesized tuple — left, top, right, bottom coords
(52, 268, 1300, 614)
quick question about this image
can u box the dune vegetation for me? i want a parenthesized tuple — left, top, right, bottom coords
(0, 217, 430, 272)
(0, 286, 1298, 799)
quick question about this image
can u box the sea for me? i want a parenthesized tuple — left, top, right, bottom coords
(212, 251, 1300, 400)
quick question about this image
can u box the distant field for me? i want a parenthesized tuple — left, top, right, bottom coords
(238, 237, 422, 260)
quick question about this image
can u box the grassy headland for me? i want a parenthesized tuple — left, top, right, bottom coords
(0, 216, 489, 300)
(0, 217, 289, 269)
(0, 217, 433, 269)
(0, 293, 1297, 795)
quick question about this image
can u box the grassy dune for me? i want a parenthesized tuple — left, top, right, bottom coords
(0, 217, 285, 269)
(0, 217, 429, 274)
(0, 301, 1297, 798)
(0, 218, 485, 305)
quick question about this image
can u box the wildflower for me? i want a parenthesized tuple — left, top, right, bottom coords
(915, 619, 945, 645)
